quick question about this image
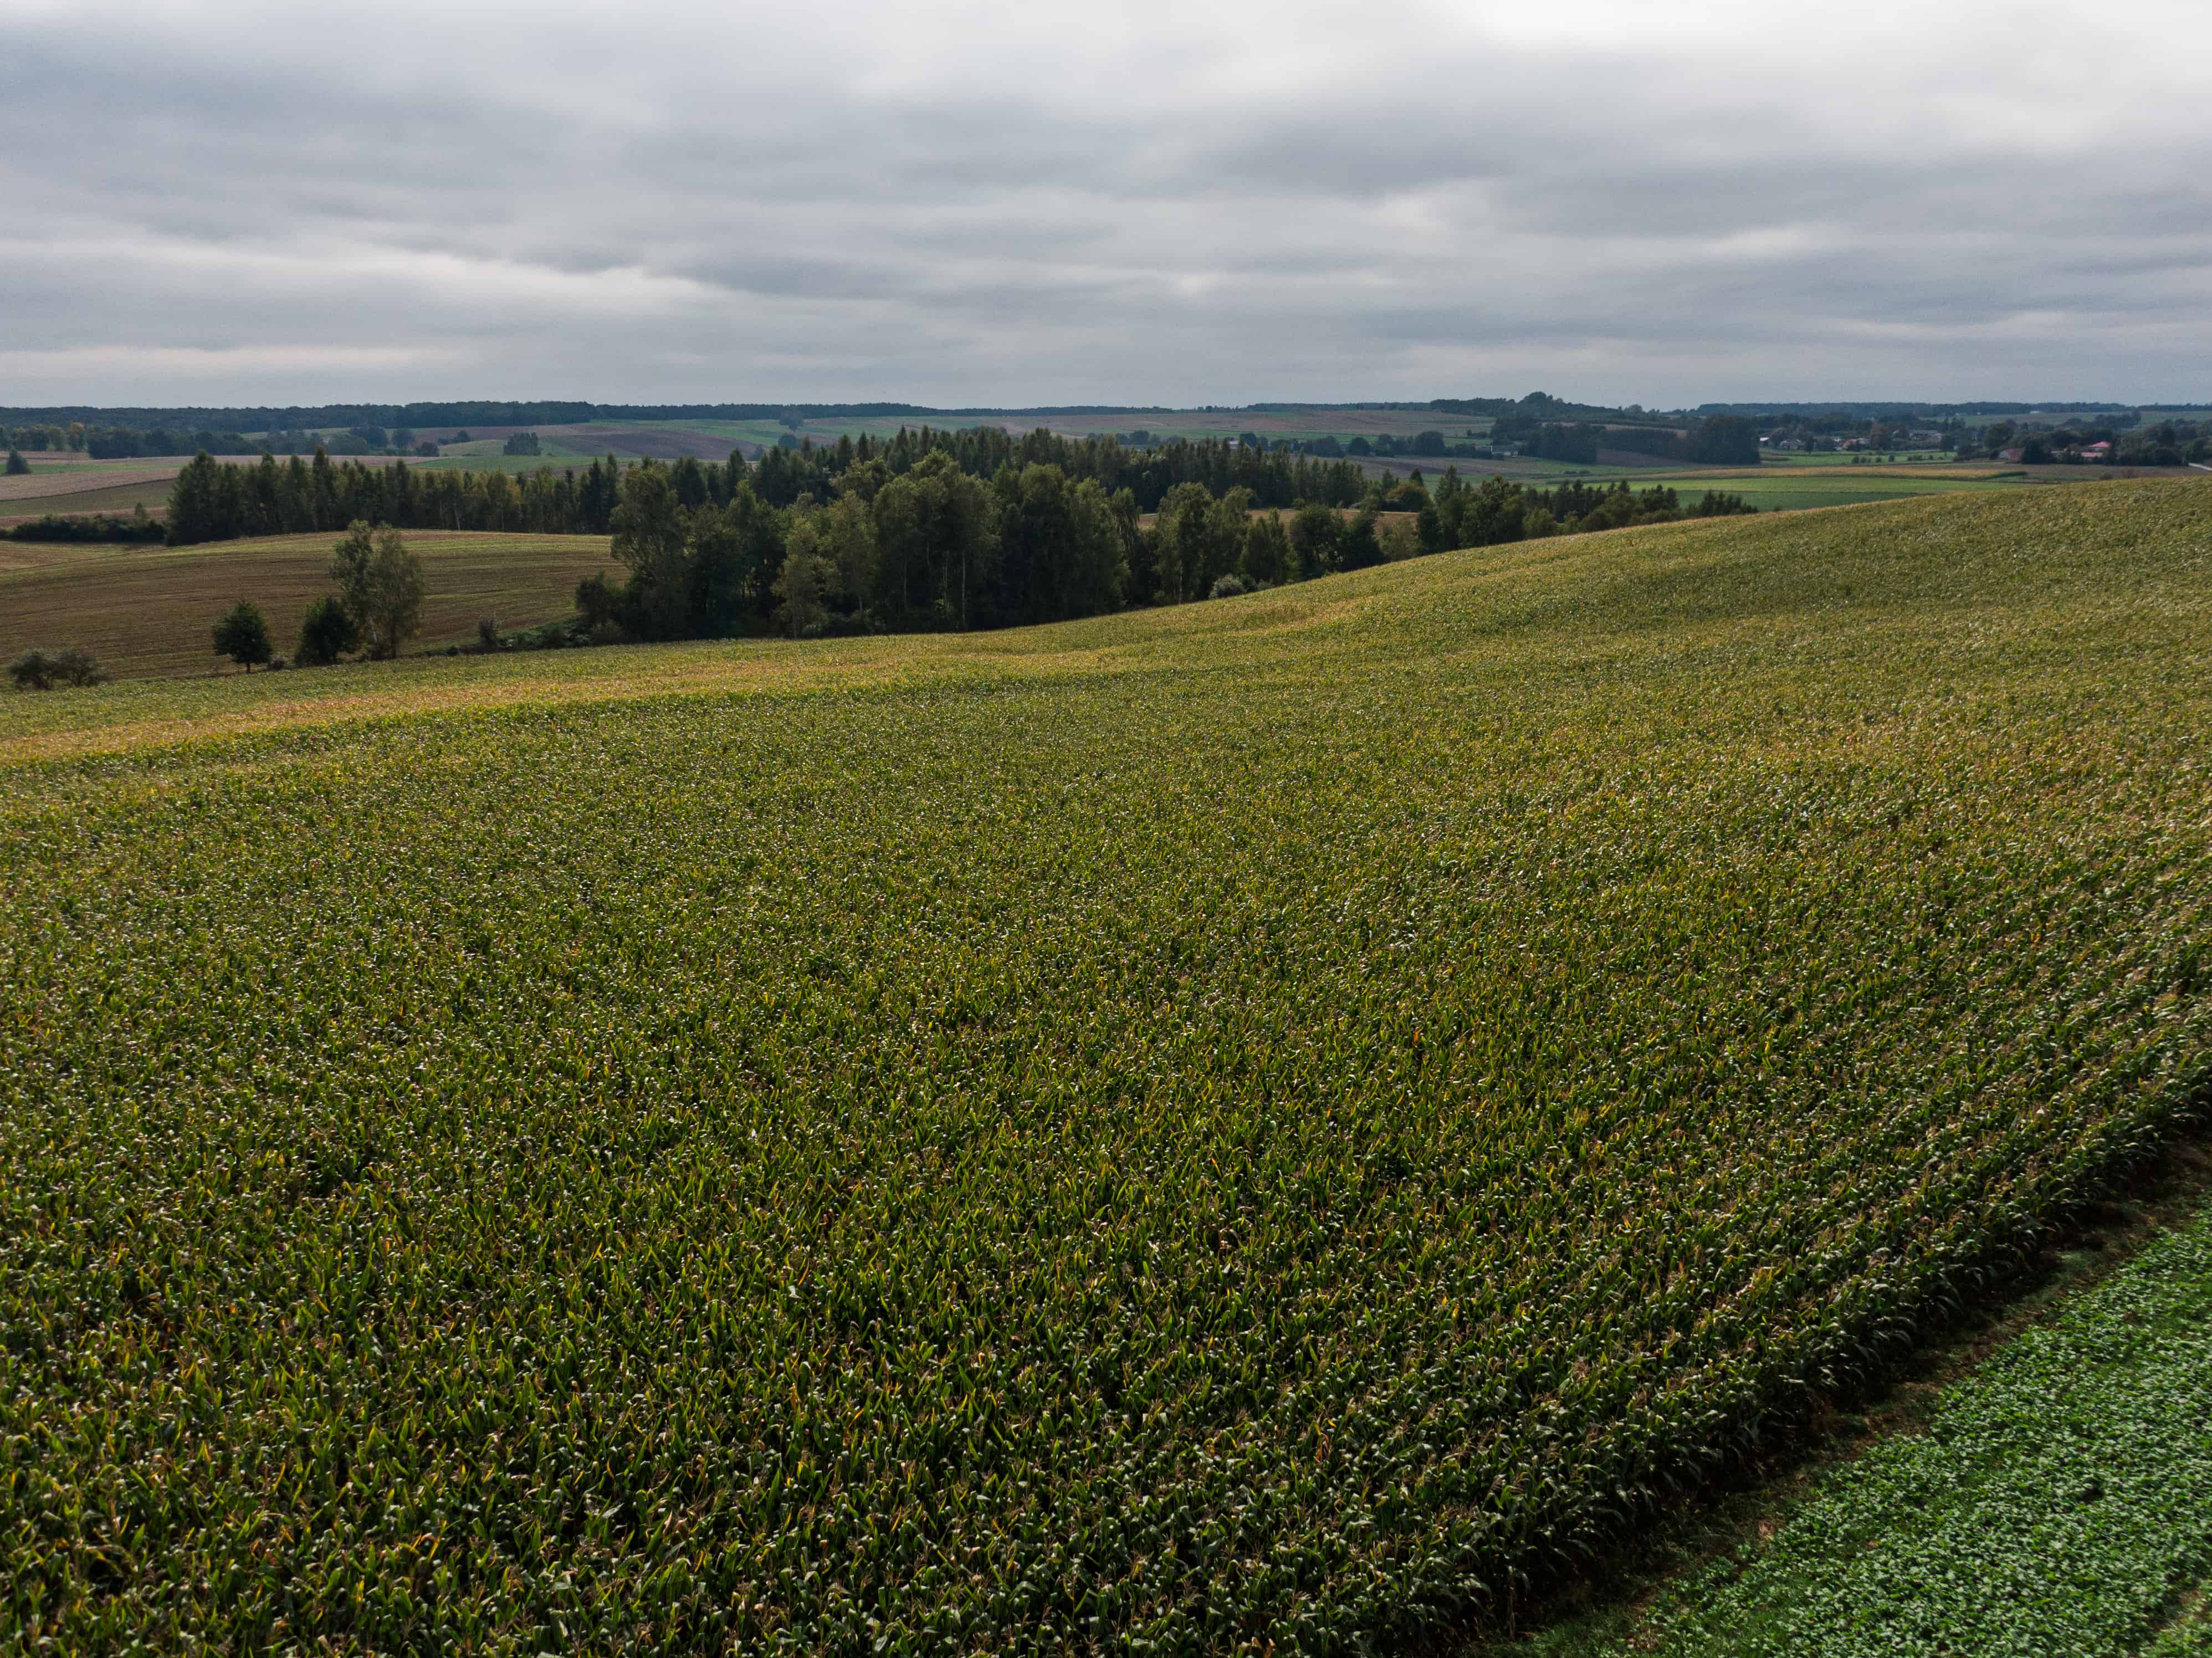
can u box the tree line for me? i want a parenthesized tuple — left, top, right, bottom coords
(1962, 417, 2210, 467)
(2, 422, 255, 458)
(150, 437, 1758, 656)
(161, 430, 1381, 547)
(4, 511, 165, 544)
(1486, 415, 1761, 467)
(580, 462, 1753, 643)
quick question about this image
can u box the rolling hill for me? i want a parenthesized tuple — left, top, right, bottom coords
(2, 480, 2208, 1652)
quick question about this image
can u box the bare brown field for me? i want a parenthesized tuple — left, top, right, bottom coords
(0, 451, 434, 521)
(560, 423, 740, 459)
(0, 460, 211, 503)
(0, 528, 615, 679)
(0, 481, 178, 525)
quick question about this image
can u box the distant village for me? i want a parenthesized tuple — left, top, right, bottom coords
(1760, 427, 1948, 453)
(1758, 412, 2208, 466)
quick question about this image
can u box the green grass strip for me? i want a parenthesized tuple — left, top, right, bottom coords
(1634, 1200, 2212, 1657)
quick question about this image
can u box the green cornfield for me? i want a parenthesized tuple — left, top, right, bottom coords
(3, 480, 2209, 1652)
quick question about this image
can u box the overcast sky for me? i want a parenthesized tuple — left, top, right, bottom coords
(4, 0, 2209, 409)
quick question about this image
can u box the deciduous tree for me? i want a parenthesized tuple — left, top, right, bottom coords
(1289, 501, 1343, 578)
(329, 521, 426, 659)
(1241, 512, 1291, 586)
(610, 466, 690, 639)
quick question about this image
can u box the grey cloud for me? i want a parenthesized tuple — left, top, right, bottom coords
(2, 0, 2208, 406)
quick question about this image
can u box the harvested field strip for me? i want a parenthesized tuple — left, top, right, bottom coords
(0, 528, 615, 679)
(0, 463, 194, 503)
(0, 481, 177, 526)
(2, 480, 2211, 1652)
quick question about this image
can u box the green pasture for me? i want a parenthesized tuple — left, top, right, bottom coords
(3, 482, 2210, 1651)
(1667, 472, 2040, 512)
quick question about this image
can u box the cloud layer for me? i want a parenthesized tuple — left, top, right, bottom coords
(3, 0, 2209, 406)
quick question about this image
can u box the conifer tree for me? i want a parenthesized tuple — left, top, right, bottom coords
(296, 595, 360, 666)
(211, 600, 272, 671)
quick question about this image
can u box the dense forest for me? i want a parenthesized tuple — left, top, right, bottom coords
(1471, 414, 1762, 466)
(162, 434, 1749, 644)
(0, 391, 1652, 439)
(163, 428, 1378, 545)
(0, 421, 255, 457)
(572, 464, 1752, 643)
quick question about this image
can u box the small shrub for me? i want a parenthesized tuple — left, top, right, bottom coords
(575, 574, 623, 636)
(267, 656, 288, 671)
(9, 647, 107, 690)
(6, 512, 166, 545)
(1209, 574, 1250, 600)
(478, 616, 500, 651)
(4, 448, 28, 476)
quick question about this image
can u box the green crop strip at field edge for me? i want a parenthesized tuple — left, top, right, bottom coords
(1611, 1186, 2212, 1656)
(3, 481, 2211, 1653)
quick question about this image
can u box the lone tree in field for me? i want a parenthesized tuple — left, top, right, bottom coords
(4, 448, 28, 475)
(296, 595, 360, 666)
(212, 600, 273, 672)
(330, 520, 426, 659)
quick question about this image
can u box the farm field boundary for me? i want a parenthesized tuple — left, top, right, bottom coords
(1461, 1136, 2212, 1657)
(1610, 1170, 2212, 1657)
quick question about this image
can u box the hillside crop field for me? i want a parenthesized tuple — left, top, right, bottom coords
(3, 481, 2210, 1652)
